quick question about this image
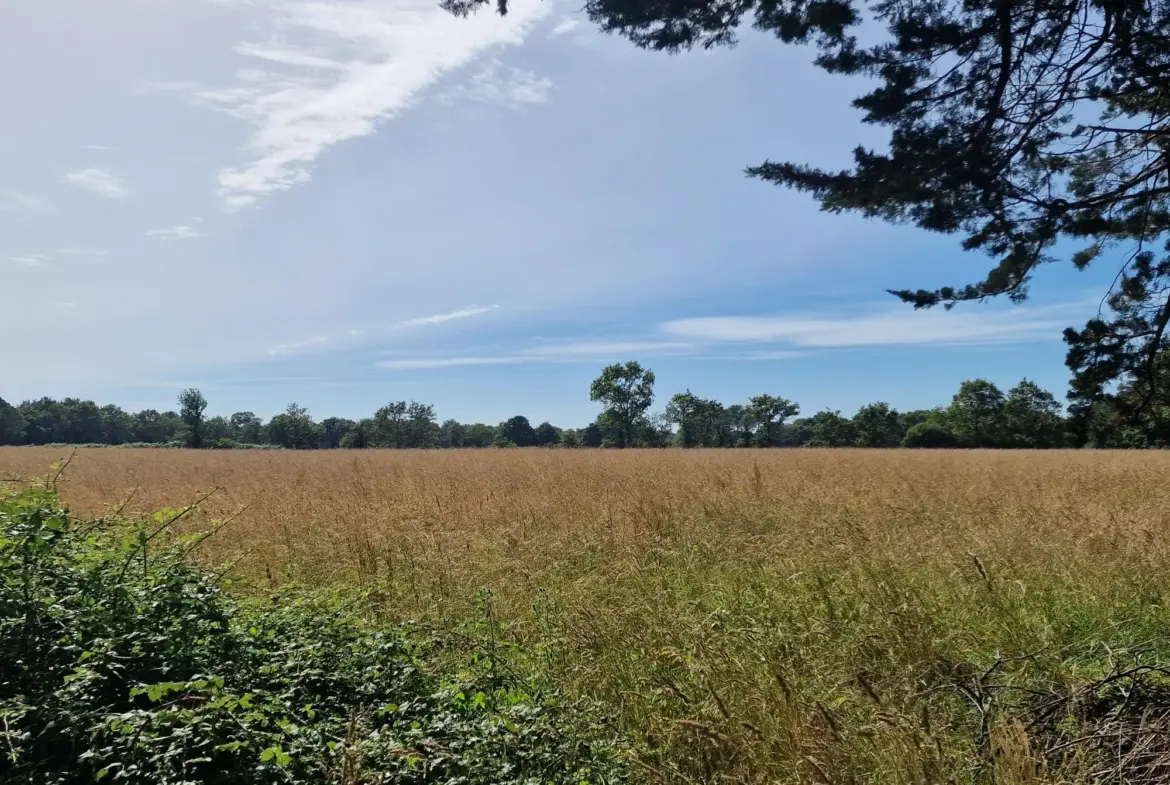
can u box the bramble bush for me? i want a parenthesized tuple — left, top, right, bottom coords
(0, 485, 628, 784)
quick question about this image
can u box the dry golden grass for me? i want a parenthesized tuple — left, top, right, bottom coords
(4, 446, 1170, 784)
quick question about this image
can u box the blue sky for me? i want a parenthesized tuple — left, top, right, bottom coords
(2, 0, 1119, 426)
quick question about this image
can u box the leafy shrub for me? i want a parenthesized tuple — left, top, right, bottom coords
(0, 487, 627, 784)
(901, 421, 959, 448)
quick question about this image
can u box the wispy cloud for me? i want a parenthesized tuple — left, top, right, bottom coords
(267, 335, 329, 356)
(392, 304, 500, 329)
(524, 340, 691, 357)
(378, 339, 696, 370)
(56, 302, 78, 309)
(8, 254, 51, 267)
(549, 17, 581, 36)
(661, 303, 1083, 348)
(447, 60, 552, 107)
(57, 248, 107, 257)
(177, 0, 550, 209)
(0, 191, 52, 212)
(64, 168, 128, 199)
(378, 355, 531, 370)
(146, 225, 204, 240)
(79, 144, 115, 152)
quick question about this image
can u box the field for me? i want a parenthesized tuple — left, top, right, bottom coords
(4, 447, 1170, 784)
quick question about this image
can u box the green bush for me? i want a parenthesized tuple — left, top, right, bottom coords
(901, 421, 959, 448)
(0, 487, 627, 784)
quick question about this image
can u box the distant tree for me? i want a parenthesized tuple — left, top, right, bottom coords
(340, 419, 374, 449)
(1003, 380, 1065, 448)
(440, 419, 466, 448)
(559, 429, 584, 448)
(230, 412, 263, 444)
(898, 409, 935, 435)
(178, 388, 208, 449)
(747, 394, 800, 447)
(499, 415, 537, 447)
(581, 422, 604, 448)
(463, 423, 498, 448)
(17, 399, 65, 444)
(590, 362, 655, 448)
(665, 392, 731, 447)
(320, 417, 356, 449)
(665, 391, 703, 447)
(902, 420, 959, 448)
(267, 403, 320, 449)
(99, 405, 134, 445)
(947, 380, 1006, 448)
(852, 402, 903, 447)
(0, 398, 25, 445)
(373, 402, 408, 448)
(804, 410, 858, 447)
(724, 404, 754, 447)
(534, 421, 562, 447)
(406, 402, 439, 448)
(203, 416, 233, 445)
(131, 409, 168, 444)
(640, 413, 674, 448)
(61, 399, 103, 444)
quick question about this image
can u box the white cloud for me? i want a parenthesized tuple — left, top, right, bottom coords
(64, 168, 128, 199)
(267, 335, 329, 356)
(524, 340, 691, 356)
(56, 302, 78, 309)
(57, 248, 107, 257)
(181, 0, 551, 209)
(392, 304, 499, 328)
(378, 355, 531, 370)
(452, 60, 552, 106)
(549, 17, 581, 36)
(661, 303, 1083, 347)
(379, 339, 694, 370)
(146, 225, 204, 240)
(79, 144, 115, 151)
(8, 254, 51, 267)
(0, 191, 52, 212)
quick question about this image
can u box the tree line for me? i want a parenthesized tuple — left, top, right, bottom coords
(0, 362, 1162, 450)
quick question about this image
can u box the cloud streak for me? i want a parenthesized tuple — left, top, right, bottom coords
(184, 0, 551, 208)
(375, 302, 1086, 372)
(378, 340, 700, 370)
(661, 303, 1082, 348)
(392, 304, 500, 328)
(64, 168, 128, 199)
(146, 225, 204, 240)
(8, 254, 51, 267)
(446, 60, 552, 106)
(0, 191, 51, 212)
(268, 336, 329, 356)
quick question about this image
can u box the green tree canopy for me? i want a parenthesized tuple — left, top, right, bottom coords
(948, 380, 1007, 448)
(590, 362, 656, 448)
(177, 389, 208, 449)
(500, 415, 538, 447)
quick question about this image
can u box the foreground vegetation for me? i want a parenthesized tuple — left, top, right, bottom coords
(3, 447, 1170, 783)
(0, 481, 626, 784)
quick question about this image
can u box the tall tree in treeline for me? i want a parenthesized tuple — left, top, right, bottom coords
(453, 0, 1170, 426)
(590, 361, 656, 448)
(177, 389, 208, 449)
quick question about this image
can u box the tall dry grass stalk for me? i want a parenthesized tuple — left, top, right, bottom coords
(4, 447, 1170, 784)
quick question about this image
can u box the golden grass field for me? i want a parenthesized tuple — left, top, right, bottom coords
(4, 446, 1170, 784)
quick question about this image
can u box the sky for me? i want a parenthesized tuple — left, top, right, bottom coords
(1, 0, 1122, 426)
